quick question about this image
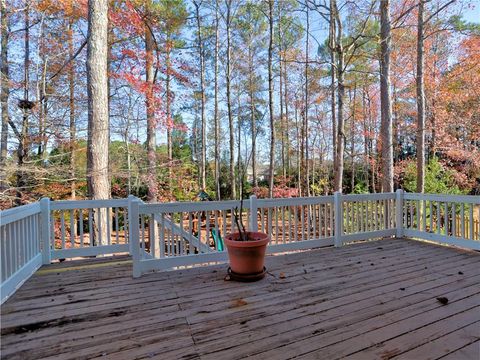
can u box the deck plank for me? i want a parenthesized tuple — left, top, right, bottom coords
(1, 238, 479, 360)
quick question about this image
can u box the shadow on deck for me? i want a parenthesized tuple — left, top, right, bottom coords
(1, 238, 479, 360)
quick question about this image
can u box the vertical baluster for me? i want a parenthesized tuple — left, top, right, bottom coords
(79, 210, 84, 247)
(124, 207, 129, 244)
(468, 205, 473, 240)
(173, 213, 178, 256)
(343, 202, 348, 234)
(294, 206, 298, 242)
(60, 210, 66, 249)
(1, 225, 7, 280)
(302, 205, 310, 240)
(222, 210, 227, 239)
(12, 222, 17, 272)
(324, 203, 329, 237)
(268, 208, 273, 238)
(214, 210, 219, 251)
(260, 207, 264, 233)
(275, 207, 279, 244)
(19, 218, 25, 266)
(329, 202, 334, 237)
(451, 203, 456, 237)
(70, 209, 75, 248)
(364, 201, 369, 232)
(106, 208, 111, 246)
(149, 213, 156, 257)
(429, 201, 433, 232)
(97, 208, 103, 246)
(300, 205, 305, 241)
(477, 207, 480, 240)
(140, 215, 145, 257)
(206, 210, 211, 250)
(421, 200, 426, 231)
(286, 206, 290, 242)
(444, 202, 449, 236)
(160, 213, 165, 258)
(172, 212, 176, 255)
(5, 224, 11, 278)
(385, 199, 394, 229)
(359, 201, 365, 233)
(25, 217, 30, 261)
(50, 211, 55, 251)
(460, 203, 465, 239)
(312, 204, 317, 240)
(318, 204, 324, 239)
(115, 208, 119, 244)
(436, 201, 441, 234)
(29, 216, 33, 260)
(348, 201, 352, 233)
(414, 200, 419, 231)
(408, 200, 414, 229)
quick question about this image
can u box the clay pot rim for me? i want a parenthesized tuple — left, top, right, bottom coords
(224, 231, 270, 248)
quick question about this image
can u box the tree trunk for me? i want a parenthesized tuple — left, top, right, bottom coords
(304, 5, 310, 196)
(68, 18, 76, 199)
(267, 0, 275, 198)
(379, 0, 393, 193)
(279, 11, 285, 179)
(194, 1, 206, 190)
(166, 40, 172, 189)
(87, 0, 110, 246)
(145, 21, 157, 201)
(333, 3, 345, 193)
(283, 53, 290, 175)
(249, 46, 257, 188)
(329, 0, 337, 175)
(416, 0, 425, 193)
(214, 0, 220, 200)
(16, 4, 30, 204)
(0, 0, 9, 191)
(226, 0, 235, 199)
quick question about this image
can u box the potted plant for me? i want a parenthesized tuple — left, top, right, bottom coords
(224, 195, 270, 281)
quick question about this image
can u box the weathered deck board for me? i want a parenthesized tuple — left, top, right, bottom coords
(1, 238, 479, 360)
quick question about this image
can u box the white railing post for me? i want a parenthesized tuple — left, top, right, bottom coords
(334, 192, 343, 247)
(40, 198, 51, 264)
(250, 195, 258, 232)
(396, 189, 404, 238)
(128, 195, 141, 278)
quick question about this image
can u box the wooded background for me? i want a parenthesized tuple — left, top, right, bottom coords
(0, 0, 479, 209)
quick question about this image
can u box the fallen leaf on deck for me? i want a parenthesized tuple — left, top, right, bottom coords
(230, 298, 248, 308)
(436, 297, 449, 305)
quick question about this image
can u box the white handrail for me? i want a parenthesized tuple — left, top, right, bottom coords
(1, 191, 478, 287)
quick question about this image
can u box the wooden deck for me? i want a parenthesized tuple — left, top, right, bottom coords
(1, 238, 479, 360)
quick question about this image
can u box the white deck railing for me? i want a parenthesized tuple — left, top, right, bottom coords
(48, 199, 130, 260)
(1, 203, 44, 303)
(1, 191, 479, 301)
(402, 193, 480, 250)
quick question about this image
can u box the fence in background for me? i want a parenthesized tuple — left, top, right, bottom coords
(1, 191, 479, 299)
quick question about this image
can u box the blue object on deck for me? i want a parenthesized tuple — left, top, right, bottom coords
(211, 229, 224, 251)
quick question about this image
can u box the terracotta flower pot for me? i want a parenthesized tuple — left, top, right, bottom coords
(224, 231, 270, 275)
